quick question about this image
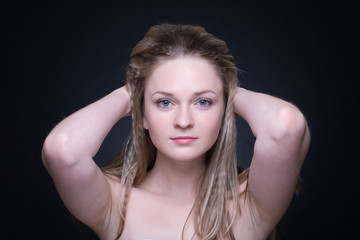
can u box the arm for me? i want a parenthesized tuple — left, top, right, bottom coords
(42, 86, 130, 232)
(234, 87, 310, 232)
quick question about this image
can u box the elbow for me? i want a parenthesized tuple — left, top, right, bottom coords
(270, 106, 310, 144)
(42, 132, 78, 171)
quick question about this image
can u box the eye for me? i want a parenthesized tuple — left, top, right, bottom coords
(196, 99, 212, 107)
(160, 100, 170, 107)
(156, 99, 173, 108)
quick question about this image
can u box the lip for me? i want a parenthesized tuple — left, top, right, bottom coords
(171, 136, 197, 145)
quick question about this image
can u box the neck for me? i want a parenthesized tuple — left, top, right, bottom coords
(138, 152, 206, 202)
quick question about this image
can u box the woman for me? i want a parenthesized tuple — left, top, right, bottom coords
(42, 24, 310, 240)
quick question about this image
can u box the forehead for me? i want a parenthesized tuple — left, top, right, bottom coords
(145, 55, 223, 94)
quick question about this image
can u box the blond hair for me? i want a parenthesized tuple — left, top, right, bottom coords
(102, 23, 263, 239)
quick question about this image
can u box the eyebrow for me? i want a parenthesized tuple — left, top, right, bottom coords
(151, 90, 218, 97)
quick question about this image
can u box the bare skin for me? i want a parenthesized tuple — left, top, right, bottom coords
(42, 56, 310, 240)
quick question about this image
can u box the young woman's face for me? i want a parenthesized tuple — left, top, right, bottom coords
(143, 55, 224, 163)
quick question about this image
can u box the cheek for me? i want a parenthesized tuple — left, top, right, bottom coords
(145, 118, 170, 152)
(143, 115, 149, 129)
(200, 110, 224, 140)
(143, 112, 169, 141)
(209, 118, 223, 139)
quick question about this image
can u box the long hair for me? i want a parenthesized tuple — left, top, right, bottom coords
(101, 23, 260, 239)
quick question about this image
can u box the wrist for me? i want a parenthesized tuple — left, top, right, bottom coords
(233, 87, 248, 116)
(113, 86, 131, 116)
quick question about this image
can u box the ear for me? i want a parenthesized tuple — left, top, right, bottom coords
(143, 115, 149, 130)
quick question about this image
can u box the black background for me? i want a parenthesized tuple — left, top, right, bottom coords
(2, 1, 358, 239)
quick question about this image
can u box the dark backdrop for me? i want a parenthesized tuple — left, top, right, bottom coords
(2, 1, 357, 239)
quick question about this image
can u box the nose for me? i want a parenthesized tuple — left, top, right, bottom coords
(174, 106, 194, 129)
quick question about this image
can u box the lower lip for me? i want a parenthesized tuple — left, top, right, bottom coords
(172, 138, 197, 144)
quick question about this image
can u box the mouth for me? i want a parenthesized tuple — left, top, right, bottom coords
(171, 136, 197, 145)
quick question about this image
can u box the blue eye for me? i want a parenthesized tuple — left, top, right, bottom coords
(197, 99, 211, 107)
(160, 100, 170, 106)
(157, 99, 172, 108)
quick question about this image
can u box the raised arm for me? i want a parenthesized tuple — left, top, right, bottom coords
(42, 86, 130, 233)
(233, 87, 310, 234)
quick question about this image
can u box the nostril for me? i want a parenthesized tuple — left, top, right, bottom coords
(175, 109, 194, 129)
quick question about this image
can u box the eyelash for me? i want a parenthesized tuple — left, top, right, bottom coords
(196, 99, 212, 108)
(155, 98, 213, 109)
(156, 99, 173, 108)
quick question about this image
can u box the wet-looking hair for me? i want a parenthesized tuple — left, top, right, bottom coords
(102, 23, 258, 240)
